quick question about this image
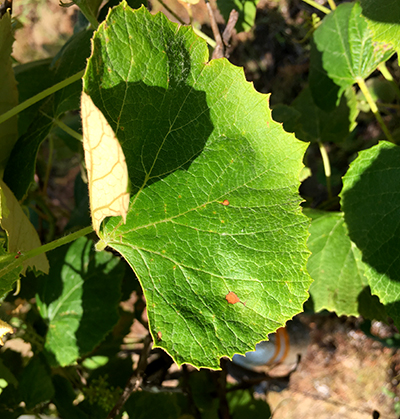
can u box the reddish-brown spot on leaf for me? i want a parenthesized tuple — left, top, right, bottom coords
(221, 199, 230, 206)
(157, 331, 162, 341)
(225, 291, 240, 304)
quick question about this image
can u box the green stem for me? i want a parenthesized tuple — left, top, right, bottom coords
(193, 26, 216, 48)
(53, 118, 83, 142)
(302, 0, 331, 14)
(357, 77, 395, 143)
(42, 138, 54, 196)
(326, 0, 336, 10)
(0, 226, 93, 279)
(0, 71, 84, 126)
(318, 141, 332, 200)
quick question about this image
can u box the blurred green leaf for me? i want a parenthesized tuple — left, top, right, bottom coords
(19, 355, 54, 410)
(0, 12, 18, 176)
(216, 0, 259, 32)
(4, 29, 93, 200)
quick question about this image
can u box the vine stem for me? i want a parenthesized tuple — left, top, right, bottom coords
(0, 70, 84, 126)
(318, 141, 332, 200)
(106, 334, 152, 419)
(357, 77, 395, 143)
(0, 226, 93, 278)
(302, 0, 331, 14)
(326, 0, 336, 10)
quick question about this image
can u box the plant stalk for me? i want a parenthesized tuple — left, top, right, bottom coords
(0, 71, 84, 126)
(326, 0, 336, 10)
(302, 0, 331, 14)
(318, 141, 332, 200)
(53, 118, 83, 142)
(0, 226, 93, 279)
(357, 77, 395, 143)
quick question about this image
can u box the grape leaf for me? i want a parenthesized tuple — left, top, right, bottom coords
(83, 3, 311, 369)
(341, 141, 400, 327)
(313, 2, 394, 102)
(305, 209, 368, 317)
(360, 0, 400, 61)
(36, 237, 124, 366)
(81, 92, 129, 234)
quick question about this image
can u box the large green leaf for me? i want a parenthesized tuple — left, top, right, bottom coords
(83, 4, 311, 369)
(360, 0, 400, 61)
(305, 209, 368, 317)
(36, 237, 124, 366)
(0, 12, 18, 176)
(341, 142, 400, 326)
(313, 2, 394, 102)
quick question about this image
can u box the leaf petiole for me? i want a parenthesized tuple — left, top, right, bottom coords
(302, 0, 331, 14)
(0, 226, 93, 279)
(318, 141, 332, 200)
(0, 70, 84, 126)
(357, 77, 395, 143)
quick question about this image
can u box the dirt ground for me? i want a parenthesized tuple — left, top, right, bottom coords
(266, 315, 400, 418)
(7, 0, 400, 417)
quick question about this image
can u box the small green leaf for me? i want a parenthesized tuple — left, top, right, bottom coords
(305, 209, 368, 317)
(216, 0, 259, 32)
(83, 4, 311, 369)
(360, 0, 400, 61)
(313, 2, 394, 101)
(36, 237, 124, 366)
(341, 141, 400, 327)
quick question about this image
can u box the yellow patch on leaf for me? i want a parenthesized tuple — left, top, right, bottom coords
(81, 92, 129, 234)
(0, 179, 49, 275)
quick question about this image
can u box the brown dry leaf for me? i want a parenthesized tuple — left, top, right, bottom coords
(0, 180, 49, 275)
(81, 92, 129, 234)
